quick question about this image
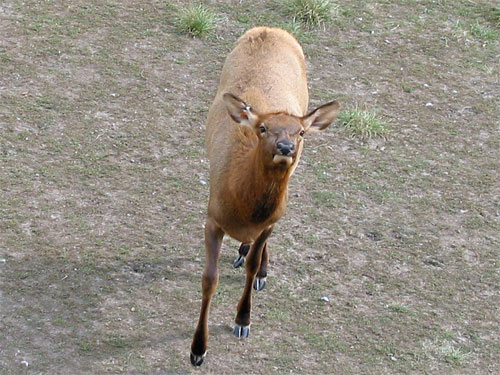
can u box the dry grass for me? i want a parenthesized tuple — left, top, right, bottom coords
(1, 0, 499, 374)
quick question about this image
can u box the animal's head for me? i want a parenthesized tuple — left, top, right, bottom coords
(223, 93, 340, 169)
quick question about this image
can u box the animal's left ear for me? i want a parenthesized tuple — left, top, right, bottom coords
(302, 100, 341, 133)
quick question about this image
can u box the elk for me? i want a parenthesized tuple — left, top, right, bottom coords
(190, 27, 340, 366)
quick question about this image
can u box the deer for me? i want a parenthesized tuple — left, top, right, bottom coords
(190, 26, 340, 366)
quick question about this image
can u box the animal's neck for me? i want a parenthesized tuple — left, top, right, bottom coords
(244, 147, 291, 223)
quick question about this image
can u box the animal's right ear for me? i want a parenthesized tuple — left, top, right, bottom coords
(223, 93, 259, 127)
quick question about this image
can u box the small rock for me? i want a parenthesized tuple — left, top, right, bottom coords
(425, 102, 434, 107)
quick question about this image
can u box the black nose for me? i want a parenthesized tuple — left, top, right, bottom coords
(277, 140, 295, 156)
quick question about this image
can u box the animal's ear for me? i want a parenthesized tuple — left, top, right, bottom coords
(223, 93, 259, 127)
(302, 100, 340, 133)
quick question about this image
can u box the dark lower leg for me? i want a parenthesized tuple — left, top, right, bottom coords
(239, 243, 251, 257)
(191, 219, 224, 363)
(234, 243, 250, 268)
(253, 243, 268, 291)
(257, 243, 268, 279)
(235, 226, 273, 327)
(191, 273, 217, 356)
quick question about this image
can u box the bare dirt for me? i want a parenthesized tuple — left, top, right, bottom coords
(1, 1, 499, 374)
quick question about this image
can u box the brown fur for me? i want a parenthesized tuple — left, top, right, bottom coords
(206, 27, 308, 242)
(190, 27, 340, 366)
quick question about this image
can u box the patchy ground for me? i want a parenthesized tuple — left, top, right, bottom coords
(1, 0, 499, 374)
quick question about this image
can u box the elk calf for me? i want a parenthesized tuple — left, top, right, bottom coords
(190, 27, 340, 366)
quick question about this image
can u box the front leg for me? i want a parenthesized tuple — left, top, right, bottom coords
(190, 218, 224, 366)
(234, 225, 274, 338)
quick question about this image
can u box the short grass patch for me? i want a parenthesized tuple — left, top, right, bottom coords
(312, 190, 342, 207)
(176, 4, 217, 38)
(422, 339, 471, 367)
(469, 21, 498, 42)
(278, 18, 305, 38)
(283, 0, 337, 28)
(388, 304, 411, 314)
(78, 340, 93, 353)
(104, 334, 130, 349)
(338, 107, 389, 140)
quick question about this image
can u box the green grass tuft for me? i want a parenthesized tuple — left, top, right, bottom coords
(177, 5, 217, 38)
(279, 18, 304, 38)
(388, 304, 411, 314)
(283, 0, 337, 28)
(493, 7, 500, 27)
(439, 341, 471, 366)
(422, 339, 471, 367)
(469, 22, 498, 42)
(338, 108, 388, 140)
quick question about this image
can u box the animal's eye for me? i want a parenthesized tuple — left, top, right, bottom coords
(299, 130, 305, 137)
(259, 125, 266, 133)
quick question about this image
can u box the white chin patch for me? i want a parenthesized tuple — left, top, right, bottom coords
(273, 155, 293, 167)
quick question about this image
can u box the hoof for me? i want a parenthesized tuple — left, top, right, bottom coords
(253, 277, 267, 291)
(190, 351, 206, 366)
(233, 255, 245, 268)
(233, 324, 250, 338)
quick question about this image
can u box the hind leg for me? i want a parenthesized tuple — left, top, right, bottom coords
(233, 243, 250, 268)
(254, 242, 268, 291)
(235, 242, 268, 291)
(234, 226, 273, 338)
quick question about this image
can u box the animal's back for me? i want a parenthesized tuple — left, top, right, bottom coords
(205, 27, 308, 161)
(218, 26, 308, 115)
